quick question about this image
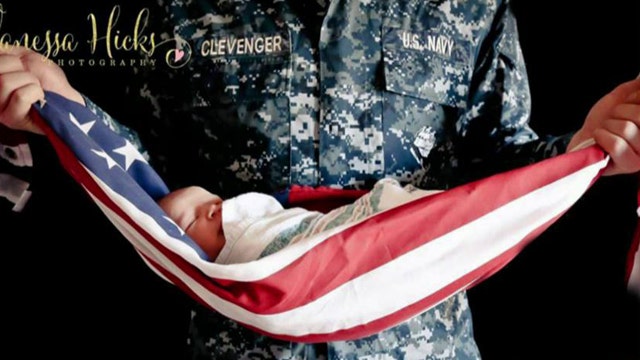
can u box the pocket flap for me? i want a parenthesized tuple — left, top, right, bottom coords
(383, 27, 472, 108)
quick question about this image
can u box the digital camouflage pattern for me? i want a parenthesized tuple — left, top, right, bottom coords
(93, 0, 574, 358)
(127, 0, 571, 197)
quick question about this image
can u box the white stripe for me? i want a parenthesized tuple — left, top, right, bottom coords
(82, 158, 606, 336)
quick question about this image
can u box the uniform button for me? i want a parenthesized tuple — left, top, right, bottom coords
(329, 122, 342, 136)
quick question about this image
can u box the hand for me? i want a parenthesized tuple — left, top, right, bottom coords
(568, 78, 640, 176)
(0, 45, 84, 134)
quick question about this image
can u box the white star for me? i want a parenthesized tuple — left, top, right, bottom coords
(113, 141, 148, 170)
(69, 113, 95, 134)
(91, 149, 119, 169)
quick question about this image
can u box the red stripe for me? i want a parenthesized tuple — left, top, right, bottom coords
(288, 185, 368, 213)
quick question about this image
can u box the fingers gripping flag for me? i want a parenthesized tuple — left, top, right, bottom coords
(28, 91, 631, 342)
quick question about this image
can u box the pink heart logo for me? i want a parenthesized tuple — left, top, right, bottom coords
(174, 49, 185, 62)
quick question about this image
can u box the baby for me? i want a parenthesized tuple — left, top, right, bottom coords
(159, 185, 320, 263)
(158, 179, 439, 264)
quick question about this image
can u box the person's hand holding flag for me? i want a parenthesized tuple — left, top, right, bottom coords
(0, 45, 84, 134)
(569, 78, 640, 176)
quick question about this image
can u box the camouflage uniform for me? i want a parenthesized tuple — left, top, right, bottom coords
(108, 0, 574, 359)
(39, 0, 574, 358)
(127, 0, 570, 198)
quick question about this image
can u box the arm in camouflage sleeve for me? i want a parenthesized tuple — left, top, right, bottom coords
(454, 0, 573, 182)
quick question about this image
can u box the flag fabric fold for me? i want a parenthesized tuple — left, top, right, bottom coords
(28, 91, 634, 342)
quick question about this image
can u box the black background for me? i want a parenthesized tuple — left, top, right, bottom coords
(1, 1, 638, 359)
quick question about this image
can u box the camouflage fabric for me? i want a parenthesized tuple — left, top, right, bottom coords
(124, 0, 572, 197)
(88, 0, 575, 358)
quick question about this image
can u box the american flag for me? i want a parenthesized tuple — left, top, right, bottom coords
(29, 91, 638, 342)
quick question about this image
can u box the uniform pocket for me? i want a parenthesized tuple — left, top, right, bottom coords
(382, 26, 472, 108)
(177, 29, 294, 195)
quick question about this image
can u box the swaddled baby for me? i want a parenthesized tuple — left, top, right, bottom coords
(158, 179, 439, 263)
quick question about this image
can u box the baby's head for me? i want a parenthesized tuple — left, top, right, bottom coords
(158, 186, 226, 261)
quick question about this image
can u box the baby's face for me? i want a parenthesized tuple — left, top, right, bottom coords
(159, 186, 225, 260)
